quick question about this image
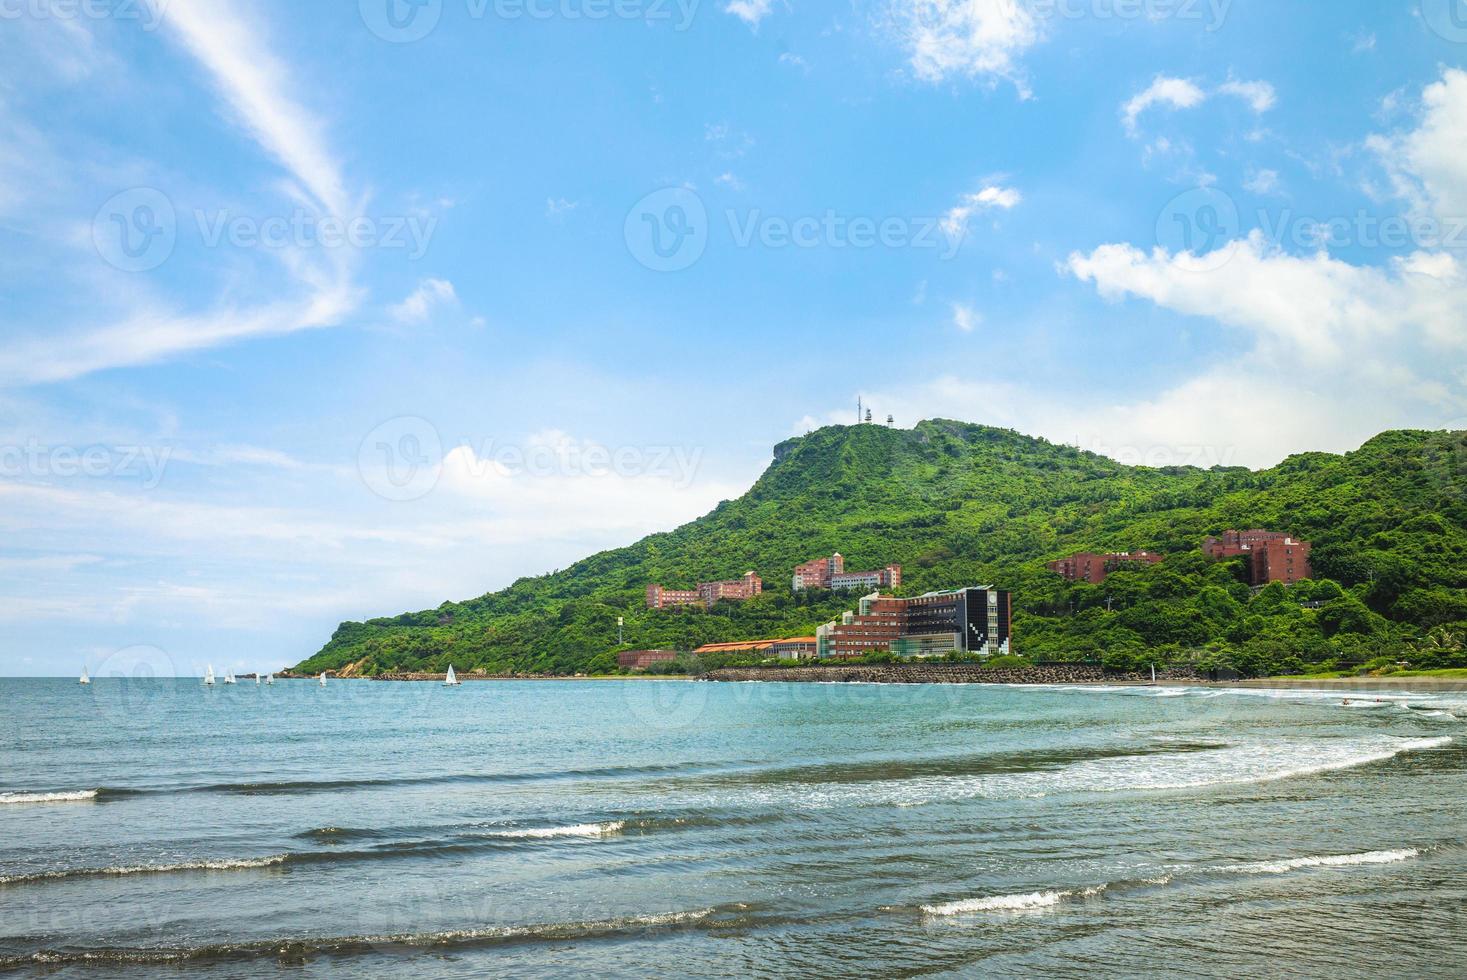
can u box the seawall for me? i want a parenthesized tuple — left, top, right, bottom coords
(704, 663, 1209, 685)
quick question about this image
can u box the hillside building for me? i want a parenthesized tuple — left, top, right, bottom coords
(647, 572, 763, 610)
(1047, 551, 1164, 584)
(792, 552, 902, 592)
(816, 587, 1013, 660)
(617, 650, 678, 670)
(1204, 530, 1313, 586)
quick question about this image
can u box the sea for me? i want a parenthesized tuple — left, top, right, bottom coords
(1, 677, 1464, 977)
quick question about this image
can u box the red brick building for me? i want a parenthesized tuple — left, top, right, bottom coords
(1204, 530, 1313, 586)
(617, 650, 678, 670)
(1047, 551, 1164, 585)
(792, 552, 902, 592)
(647, 572, 763, 610)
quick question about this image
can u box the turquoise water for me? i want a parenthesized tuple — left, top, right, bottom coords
(1, 677, 1463, 977)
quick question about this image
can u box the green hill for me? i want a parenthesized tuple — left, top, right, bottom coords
(295, 421, 1467, 678)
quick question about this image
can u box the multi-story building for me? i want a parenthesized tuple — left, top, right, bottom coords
(647, 572, 763, 610)
(816, 587, 1013, 660)
(617, 650, 679, 670)
(1203, 530, 1313, 586)
(1047, 551, 1164, 584)
(792, 552, 902, 592)
(645, 584, 701, 610)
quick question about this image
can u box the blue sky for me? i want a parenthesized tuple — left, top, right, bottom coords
(2, 0, 1465, 676)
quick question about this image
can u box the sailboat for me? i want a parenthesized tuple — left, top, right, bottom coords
(444, 664, 460, 687)
(224, 669, 237, 685)
(254, 673, 261, 685)
(79, 666, 90, 685)
(205, 665, 216, 686)
(318, 672, 327, 687)
(266, 673, 274, 686)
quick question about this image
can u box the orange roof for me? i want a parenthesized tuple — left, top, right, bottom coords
(694, 637, 818, 654)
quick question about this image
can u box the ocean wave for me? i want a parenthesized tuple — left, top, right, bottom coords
(0, 855, 287, 886)
(0, 790, 97, 805)
(718, 735, 1454, 810)
(922, 890, 1071, 915)
(1221, 848, 1420, 875)
(2, 905, 750, 968)
(483, 821, 626, 839)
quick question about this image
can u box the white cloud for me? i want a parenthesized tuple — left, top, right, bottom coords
(941, 183, 1022, 240)
(715, 171, 746, 191)
(1243, 168, 1280, 195)
(778, 52, 810, 72)
(389, 278, 458, 324)
(1219, 78, 1278, 114)
(892, 0, 1041, 95)
(951, 303, 981, 332)
(154, 0, 350, 216)
(1122, 76, 1207, 135)
(1368, 68, 1467, 225)
(545, 197, 579, 219)
(725, 0, 775, 28)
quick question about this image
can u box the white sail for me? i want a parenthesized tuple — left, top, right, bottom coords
(224, 669, 236, 685)
(205, 665, 216, 686)
(254, 673, 261, 685)
(445, 664, 459, 686)
(266, 673, 274, 685)
(79, 666, 90, 685)
(319, 672, 327, 687)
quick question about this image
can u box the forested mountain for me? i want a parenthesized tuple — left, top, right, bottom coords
(296, 421, 1467, 677)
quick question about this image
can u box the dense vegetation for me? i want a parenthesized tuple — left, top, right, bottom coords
(296, 421, 1467, 679)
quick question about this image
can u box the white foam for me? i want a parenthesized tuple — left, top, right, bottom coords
(0, 855, 287, 884)
(489, 821, 624, 839)
(923, 890, 1068, 915)
(0, 790, 97, 805)
(1223, 848, 1420, 875)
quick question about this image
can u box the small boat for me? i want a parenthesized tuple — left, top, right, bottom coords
(444, 664, 461, 687)
(254, 674, 261, 685)
(79, 666, 90, 686)
(205, 665, 216, 686)
(318, 672, 327, 687)
(266, 673, 274, 686)
(224, 670, 237, 685)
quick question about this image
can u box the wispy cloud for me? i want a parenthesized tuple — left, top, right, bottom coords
(941, 183, 1022, 241)
(1219, 78, 1278, 114)
(1122, 76, 1207, 135)
(891, 0, 1041, 97)
(390, 279, 458, 325)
